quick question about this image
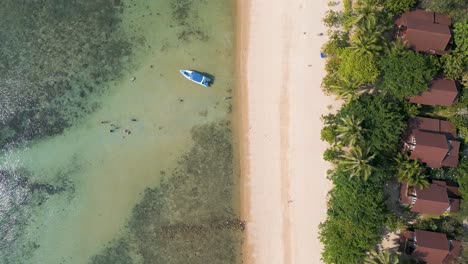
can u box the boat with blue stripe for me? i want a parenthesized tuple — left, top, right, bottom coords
(179, 69, 212, 87)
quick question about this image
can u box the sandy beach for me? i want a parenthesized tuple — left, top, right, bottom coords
(236, 0, 340, 263)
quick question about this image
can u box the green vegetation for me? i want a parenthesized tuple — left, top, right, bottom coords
(382, 0, 417, 15)
(338, 49, 380, 85)
(338, 95, 409, 155)
(91, 121, 242, 264)
(336, 115, 366, 146)
(378, 51, 437, 99)
(454, 159, 468, 218)
(419, 0, 468, 22)
(364, 249, 400, 264)
(395, 154, 429, 189)
(441, 21, 468, 80)
(412, 216, 464, 240)
(339, 146, 375, 180)
(453, 21, 468, 54)
(320, 168, 388, 263)
(320, 0, 467, 263)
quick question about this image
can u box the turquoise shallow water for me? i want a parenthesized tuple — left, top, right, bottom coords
(0, 0, 239, 263)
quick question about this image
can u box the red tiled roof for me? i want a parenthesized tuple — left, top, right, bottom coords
(396, 9, 452, 54)
(408, 117, 456, 138)
(400, 229, 461, 264)
(405, 117, 459, 168)
(413, 229, 449, 264)
(442, 141, 461, 167)
(400, 182, 413, 205)
(409, 130, 449, 168)
(447, 186, 461, 197)
(444, 240, 462, 264)
(449, 198, 460, 213)
(409, 79, 458, 106)
(412, 181, 449, 215)
(397, 9, 452, 26)
(400, 181, 460, 215)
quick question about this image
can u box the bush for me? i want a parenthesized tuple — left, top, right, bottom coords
(320, 168, 388, 263)
(383, 0, 417, 15)
(419, 0, 468, 22)
(385, 214, 407, 231)
(441, 52, 466, 80)
(322, 31, 349, 57)
(321, 125, 337, 144)
(453, 21, 468, 54)
(323, 10, 344, 28)
(412, 217, 464, 240)
(448, 114, 468, 142)
(323, 148, 340, 162)
(455, 159, 468, 219)
(338, 95, 408, 156)
(378, 51, 437, 99)
(338, 48, 380, 84)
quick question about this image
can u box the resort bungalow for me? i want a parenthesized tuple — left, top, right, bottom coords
(409, 79, 458, 106)
(400, 180, 460, 215)
(402, 117, 460, 168)
(400, 229, 461, 264)
(395, 9, 452, 55)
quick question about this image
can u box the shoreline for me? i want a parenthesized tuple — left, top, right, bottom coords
(234, 0, 252, 262)
(236, 0, 341, 263)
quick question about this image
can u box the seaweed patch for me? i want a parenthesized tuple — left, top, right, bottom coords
(170, 0, 210, 42)
(0, 0, 135, 148)
(90, 121, 242, 264)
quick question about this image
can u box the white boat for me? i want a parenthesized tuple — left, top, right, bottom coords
(179, 70, 212, 87)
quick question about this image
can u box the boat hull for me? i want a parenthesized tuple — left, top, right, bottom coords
(179, 70, 212, 87)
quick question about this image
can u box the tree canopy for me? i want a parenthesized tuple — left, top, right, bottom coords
(338, 48, 380, 85)
(337, 95, 408, 156)
(381, 0, 417, 15)
(339, 146, 376, 181)
(419, 0, 468, 22)
(320, 168, 387, 263)
(377, 51, 437, 99)
(453, 21, 468, 54)
(395, 153, 429, 189)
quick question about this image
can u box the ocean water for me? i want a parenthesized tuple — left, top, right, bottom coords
(0, 0, 239, 263)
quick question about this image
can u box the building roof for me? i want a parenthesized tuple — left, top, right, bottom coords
(444, 240, 462, 264)
(400, 229, 461, 264)
(449, 198, 460, 214)
(413, 181, 450, 215)
(408, 117, 456, 139)
(396, 9, 452, 54)
(409, 130, 449, 168)
(413, 229, 449, 264)
(396, 9, 452, 26)
(404, 117, 459, 168)
(409, 79, 458, 106)
(400, 181, 460, 215)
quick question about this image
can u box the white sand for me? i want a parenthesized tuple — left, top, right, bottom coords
(237, 0, 341, 263)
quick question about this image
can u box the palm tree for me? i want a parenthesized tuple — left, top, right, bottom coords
(339, 146, 375, 181)
(329, 77, 361, 103)
(395, 153, 429, 189)
(364, 249, 400, 264)
(350, 17, 385, 55)
(385, 38, 408, 56)
(336, 115, 366, 147)
(346, 0, 382, 27)
(350, 33, 383, 55)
